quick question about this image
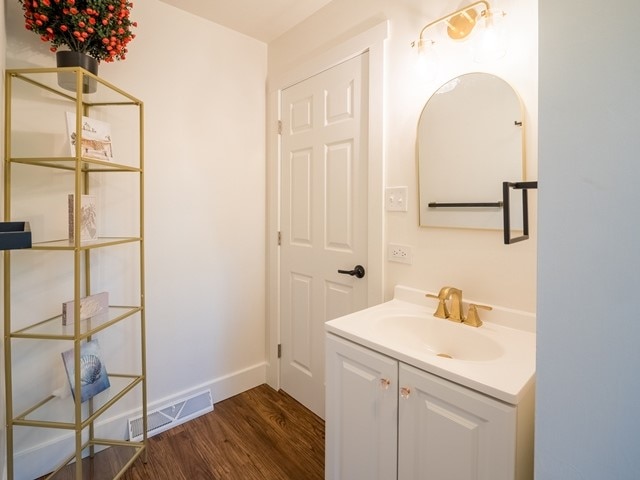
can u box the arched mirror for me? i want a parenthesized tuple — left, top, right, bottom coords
(418, 73, 525, 230)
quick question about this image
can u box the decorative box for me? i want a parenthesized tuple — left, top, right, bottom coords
(0, 222, 32, 250)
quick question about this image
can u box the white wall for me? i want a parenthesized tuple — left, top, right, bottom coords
(3, 2, 267, 478)
(536, 1, 640, 478)
(269, 0, 538, 313)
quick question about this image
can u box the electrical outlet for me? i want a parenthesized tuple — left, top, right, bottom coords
(385, 187, 408, 212)
(388, 243, 413, 264)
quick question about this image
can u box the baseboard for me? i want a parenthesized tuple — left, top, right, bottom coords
(13, 361, 267, 480)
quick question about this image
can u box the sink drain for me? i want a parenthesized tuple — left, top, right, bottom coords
(437, 353, 453, 359)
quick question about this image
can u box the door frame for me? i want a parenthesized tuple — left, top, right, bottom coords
(266, 20, 388, 390)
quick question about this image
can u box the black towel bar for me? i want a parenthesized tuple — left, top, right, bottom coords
(428, 202, 504, 208)
(503, 181, 538, 244)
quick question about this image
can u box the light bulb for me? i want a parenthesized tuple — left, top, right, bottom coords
(473, 9, 507, 62)
(416, 39, 439, 82)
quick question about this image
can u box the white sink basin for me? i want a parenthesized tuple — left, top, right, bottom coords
(325, 286, 536, 404)
(375, 314, 504, 361)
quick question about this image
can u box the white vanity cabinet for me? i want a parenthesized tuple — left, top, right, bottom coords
(398, 363, 517, 480)
(325, 334, 398, 480)
(326, 333, 534, 480)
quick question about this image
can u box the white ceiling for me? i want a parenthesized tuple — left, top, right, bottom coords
(158, 0, 335, 43)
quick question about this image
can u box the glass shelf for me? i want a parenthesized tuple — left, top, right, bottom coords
(46, 441, 146, 480)
(13, 374, 143, 429)
(7, 68, 142, 106)
(8, 156, 141, 173)
(11, 306, 142, 340)
(31, 237, 142, 251)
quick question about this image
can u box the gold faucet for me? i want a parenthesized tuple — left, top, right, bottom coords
(426, 286, 464, 322)
(427, 287, 491, 327)
(463, 303, 493, 327)
(444, 287, 464, 322)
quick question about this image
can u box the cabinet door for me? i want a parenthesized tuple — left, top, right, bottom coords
(398, 363, 516, 480)
(325, 334, 398, 480)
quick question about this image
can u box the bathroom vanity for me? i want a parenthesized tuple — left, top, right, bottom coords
(325, 286, 535, 480)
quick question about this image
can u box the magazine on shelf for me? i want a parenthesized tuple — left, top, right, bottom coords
(61, 339, 111, 403)
(65, 112, 114, 162)
(68, 194, 97, 241)
(62, 291, 109, 326)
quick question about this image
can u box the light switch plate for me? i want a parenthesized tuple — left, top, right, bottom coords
(385, 187, 408, 212)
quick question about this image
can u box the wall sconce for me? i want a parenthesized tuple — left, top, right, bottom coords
(412, 1, 507, 64)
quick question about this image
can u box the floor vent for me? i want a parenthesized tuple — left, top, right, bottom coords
(128, 389, 213, 442)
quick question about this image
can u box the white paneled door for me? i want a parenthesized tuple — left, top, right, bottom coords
(280, 52, 369, 418)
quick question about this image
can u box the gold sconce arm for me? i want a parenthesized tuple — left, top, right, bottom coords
(412, 0, 492, 48)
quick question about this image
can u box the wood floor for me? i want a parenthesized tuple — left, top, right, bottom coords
(42, 384, 325, 480)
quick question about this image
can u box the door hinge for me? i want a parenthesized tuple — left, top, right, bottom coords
(277, 344, 282, 358)
(277, 231, 282, 246)
(277, 120, 283, 135)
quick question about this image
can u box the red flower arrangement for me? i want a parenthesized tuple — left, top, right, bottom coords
(19, 0, 137, 62)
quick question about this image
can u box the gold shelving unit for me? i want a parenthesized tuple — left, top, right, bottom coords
(3, 67, 147, 479)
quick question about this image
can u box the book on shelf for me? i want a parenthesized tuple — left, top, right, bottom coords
(61, 339, 111, 403)
(65, 112, 114, 162)
(62, 291, 109, 326)
(68, 194, 97, 241)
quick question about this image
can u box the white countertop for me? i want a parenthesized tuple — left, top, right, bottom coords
(325, 285, 536, 404)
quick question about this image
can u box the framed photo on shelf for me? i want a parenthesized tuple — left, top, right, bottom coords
(61, 339, 111, 403)
(62, 291, 109, 326)
(65, 112, 114, 162)
(68, 194, 97, 241)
